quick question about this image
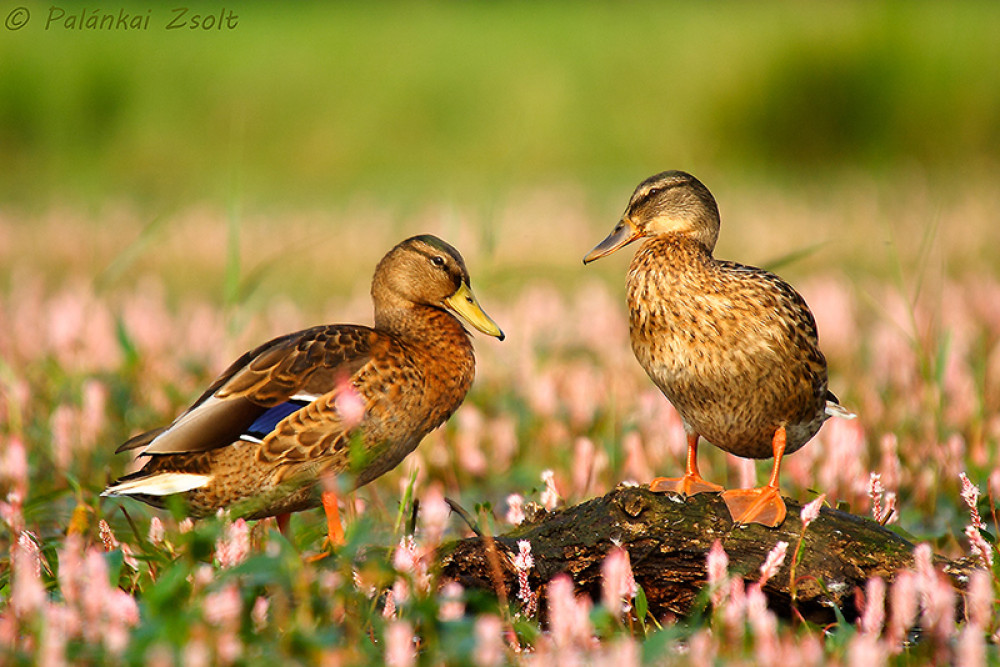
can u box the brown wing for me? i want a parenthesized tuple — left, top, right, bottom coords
(256, 341, 421, 478)
(119, 325, 379, 456)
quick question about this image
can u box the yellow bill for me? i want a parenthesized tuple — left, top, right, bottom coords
(444, 282, 505, 340)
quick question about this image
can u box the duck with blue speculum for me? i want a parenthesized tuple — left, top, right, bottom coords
(103, 234, 504, 543)
(584, 171, 853, 527)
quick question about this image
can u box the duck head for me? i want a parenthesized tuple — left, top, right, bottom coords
(583, 170, 721, 263)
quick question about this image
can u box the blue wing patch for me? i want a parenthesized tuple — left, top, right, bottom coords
(242, 399, 310, 442)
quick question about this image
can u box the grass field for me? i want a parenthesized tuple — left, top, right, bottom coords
(2, 2, 1000, 664)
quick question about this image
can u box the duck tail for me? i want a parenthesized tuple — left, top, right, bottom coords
(824, 391, 856, 420)
(102, 471, 214, 497)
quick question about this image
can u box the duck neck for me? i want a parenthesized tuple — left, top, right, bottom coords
(638, 234, 714, 265)
(375, 301, 472, 348)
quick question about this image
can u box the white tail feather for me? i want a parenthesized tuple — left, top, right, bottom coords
(826, 400, 856, 420)
(102, 472, 213, 497)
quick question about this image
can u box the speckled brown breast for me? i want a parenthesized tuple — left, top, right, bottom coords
(627, 235, 830, 459)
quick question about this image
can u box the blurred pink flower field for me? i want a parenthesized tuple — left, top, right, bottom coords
(1, 196, 999, 664)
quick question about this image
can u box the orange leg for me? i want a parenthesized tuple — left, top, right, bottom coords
(276, 513, 292, 537)
(322, 489, 345, 547)
(650, 433, 724, 496)
(721, 426, 788, 527)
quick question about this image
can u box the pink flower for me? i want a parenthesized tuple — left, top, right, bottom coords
(1, 436, 29, 498)
(99, 519, 119, 551)
(547, 573, 593, 648)
(418, 484, 450, 547)
(959, 472, 984, 529)
(540, 470, 560, 511)
(505, 494, 525, 526)
(148, 517, 165, 546)
(455, 405, 488, 476)
(966, 569, 993, 629)
(334, 378, 366, 430)
(746, 585, 778, 663)
(800, 494, 825, 528)
(203, 583, 242, 627)
(868, 473, 885, 523)
(965, 525, 994, 568)
(11, 531, 45, 617)
(392, 535, 429, 599)
(602, 546, 638, 615)
(215, 518, 250, 568)
(512, 540, 537, 616)
(474, 615, 505, 667)
(251, 596, 269, 632)
(887, 571, 918, 651)
(758, 541, 788, 586)
(384, 620, 416, 667)
(957, 625, 985, 667)
(382, 588, 397, 619)
(859, 577, 886, 635)
(438, 581, 465, 621)
(687, 629, 718, 667)
(847, 633, 888, 667)
(706, 540, 729, 609)
(722, 578, 747, 640)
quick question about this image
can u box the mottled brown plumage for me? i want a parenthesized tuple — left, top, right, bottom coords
(584, 171, 852, 527)
(104, 235, 504, 524)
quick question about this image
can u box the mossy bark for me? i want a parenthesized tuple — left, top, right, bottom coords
(438, 485, 976, 623)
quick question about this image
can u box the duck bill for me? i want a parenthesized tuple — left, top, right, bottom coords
(444, 283, 505, 341)
(583, 218, 641, 263)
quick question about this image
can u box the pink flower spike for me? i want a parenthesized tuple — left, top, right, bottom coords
(147, 517, 165, 546)
(512, 540, 537, 615)
(965, 524, 994, 568)
(800, 494, 825, 528)
(418, 484, 450, 547)
(706, 540, 729, 609)
(385, 620, 416, 667)
(758, 541, 788, 586)
(505, 494, 525, 526)
(1, 437, 29, 498)
(215, 518, 250, 568)
(12, 531, 45, 616)
(547, 573, 593, 648)
(438, 581, 465, 621)
(540, 470, 560, 511)
(868, 473, 885, 523)
(966, 568, 994, 629)
(98, 519, 120, 551)
(960, 472, 984, 529)
(334, 378, 366, 430)
(859, 577, 886, 636)
(474, 615, 505, 667)
(251, 596, 269, 632)
(602, 546, 638, 615)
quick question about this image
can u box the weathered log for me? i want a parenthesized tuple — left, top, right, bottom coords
(439, 485, 976, 623)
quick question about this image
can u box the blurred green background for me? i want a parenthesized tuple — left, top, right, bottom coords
(2, 1, 998, 209)
(1, 1, 999, 301)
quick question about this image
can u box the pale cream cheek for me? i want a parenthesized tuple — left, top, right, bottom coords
(645, 215, 693, 236)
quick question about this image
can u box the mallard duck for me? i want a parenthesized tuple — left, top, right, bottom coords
(103, 235, 504, 540)
(584, 171, 852, 527)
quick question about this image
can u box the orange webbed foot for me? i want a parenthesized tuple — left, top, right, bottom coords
(650, 474, 724, 496)
(722, 486, 787, 527)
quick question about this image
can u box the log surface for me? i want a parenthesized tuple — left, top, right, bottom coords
(439, 485, 975, 622)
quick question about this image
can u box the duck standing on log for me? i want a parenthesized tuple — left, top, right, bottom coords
(584, 171, 853, 527)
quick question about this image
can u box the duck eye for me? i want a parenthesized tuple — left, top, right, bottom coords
(647, 187, 663, 198)
(430, 256, 445, 268)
